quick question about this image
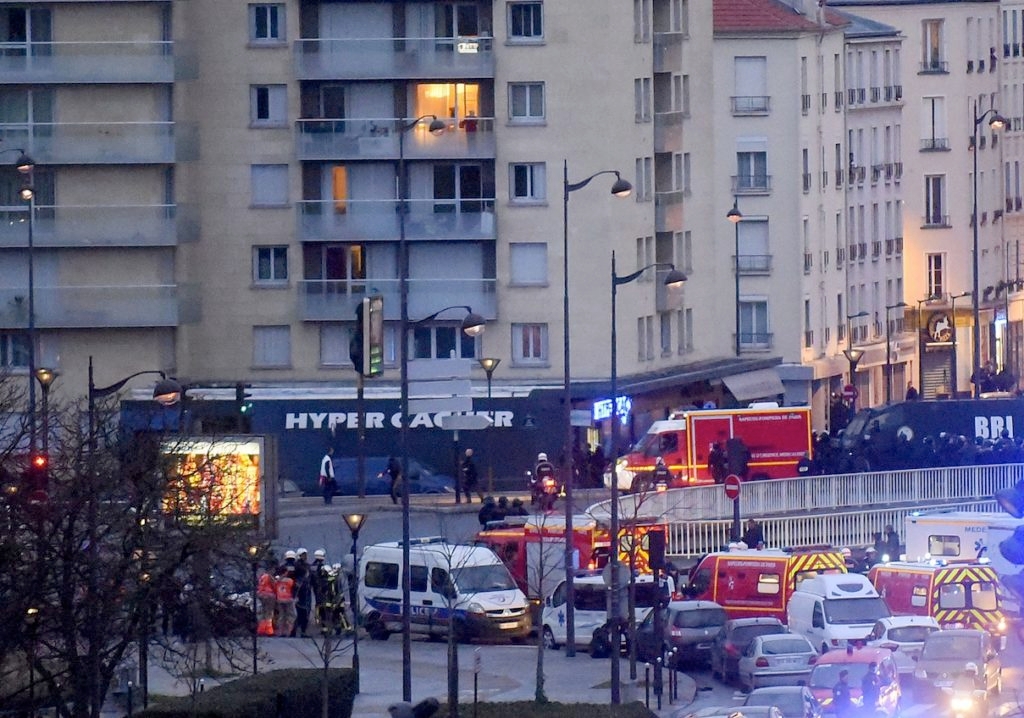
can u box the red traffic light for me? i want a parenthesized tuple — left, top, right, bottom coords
(31, 454, 48, 470)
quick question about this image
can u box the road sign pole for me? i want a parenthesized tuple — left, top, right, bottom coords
(731, 498, 741, 542)
(724, 475, 742, 542)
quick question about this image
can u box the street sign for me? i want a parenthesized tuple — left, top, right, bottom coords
(724, 474, 741, 500)
(409, 397, 472, 414)
(842, 384, 858, 400)
(440, 414, 493, 431)
(570, 409, 592, 427)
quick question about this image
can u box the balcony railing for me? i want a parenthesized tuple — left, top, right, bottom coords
(735, 254, 772, 274)
(297, 278, 496, 322)
(738, 332, 773, 349)
(731, 174, 771, 194)
(920, 137, 949, 151)
(731, 96, 770, 115)
(837, 247, 846, 263)
(835, 168, 844, 187)
(0, 284, 183, 329)
(922, 214, 951, 228)
(0, 122, 176, 164)
(919, 60, 949, 74)
(871, 240, 881, 258)
(295, 117, 496, 161)
(801, 94, 811, 113)
(886, 238, 894, 256)
(894, 162, 903, 180)
(0, 203, 189, 248)
(802, 173, 812, 192)
(655, 189, 684, 231)
(653, 110, 685, 153)
(870, 87, 881, 102)
(653, 31, 684, 74)
(294, 36, 495, 80)
(803, 252, 813, 273)
(857, 242, 867, 260)
(834, 90, 844, 110)
(804, 330, 814, 348)
(0, 40, 174, 84)
(895, 236, 903, 255)
(297, 198, 497, 242)
(837, 324, 846, 342)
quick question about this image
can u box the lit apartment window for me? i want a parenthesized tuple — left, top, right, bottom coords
(0, 332, 29, 367)
(254, 246, 288, 284)
(509, 242, 547, 285)
(251, 85, 287, 127)
(508, 2, 543, 41)
(510, 163, 546, 202)
(509, 83, 544, 123)
(512, 323, 548, 365)
(922, 19, 946, 72)
(250, 4, 285, 43)
(251, 164, 289, 207)
(926, 253, 945, 297)
(253, 325, 291, 367)
(413, 326, 477, 360)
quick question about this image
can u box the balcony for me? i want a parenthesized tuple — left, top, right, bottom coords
(804, 330, 813, 349)
(0, 123, 176, 164)
(922, 214, 951, 228)
(870, 87, 881, 102)
(835, 168, 844, 187)
(653, 32, 683, 73)
(871, 165, 883, 183)
(834, 90, 843, 110)
(0, 40, 174, 84)
(895, 236, 903, 255)
(295, 118, 496, 161)
(294, 36, 495, 81)
(731, 96, 770, 115)
(857, 88, 866, 104)
(735, 254, 771, 274)
(0, 203, 192, 248)
(0, 284, 184, 329)
(920, 137, 949, 151)
(894, 162, 903, 181)
(297, 199, 496, 242)
(884, 86, 893, 101)
(836, 247, 846, 263)
(803, 252, 813, 273)
(857, 242, 867, 260)
(871, 240, 881, 258)
(731, 174, 771, 195)
(802, 173, 811, 192)
(919, 60, 949, 74)
(653, 110, 684, 153)
(801, 94, 811, 114)
(847, 88, 857, 106)
(654, 189, 683, 232)
(738, 332, 773, 350)
(297, 278, 497, 322)
(884, 163, 894, 181)
(894, 85, 903, 101)
(886, 238, 894, 256)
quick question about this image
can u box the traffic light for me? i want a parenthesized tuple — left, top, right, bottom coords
(350, 295, 384, 377)
(24, 453, 48, 504)
(235, 382, 253, 431)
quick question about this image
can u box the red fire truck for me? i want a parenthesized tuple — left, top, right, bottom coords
(609, 404, 813, 492)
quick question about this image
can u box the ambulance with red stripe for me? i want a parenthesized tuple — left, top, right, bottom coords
(867, 561, 1009, 648)
(610, 404, 813, 492)
(685, 546, 847, 621)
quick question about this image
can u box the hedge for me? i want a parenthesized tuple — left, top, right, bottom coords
(136, 668, 356, 718)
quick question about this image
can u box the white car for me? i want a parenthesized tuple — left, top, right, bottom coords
(864, 615, 940, 677)
(542, 572, 659, 651)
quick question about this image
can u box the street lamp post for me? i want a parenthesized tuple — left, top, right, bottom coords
(343, 513, 367, 693)
(562, 161, 631, 656)
(950, 291, 971, 397)
(844, 311, 868, 414)
(26, 605, 38, 718)
(477, 358, 500, 492)
(972, 102, 1008, 397)
(885, 302, 908, 403)
(399, 306, 483, 700)
(34, 368, 56, 456)
(396, 113, 446, 702)
(247, 544, 260, 675)
(609, 251, 686, 704)
(727, 198, 743, 356)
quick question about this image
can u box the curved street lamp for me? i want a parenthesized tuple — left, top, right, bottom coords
(972, 103, 1008, 397)
(562, 162, 631, 657)
(607, 251, 685, 704)
(477, 358, 501, 492)
(727, 198, 743, 356)
(343, 513, 367, 692)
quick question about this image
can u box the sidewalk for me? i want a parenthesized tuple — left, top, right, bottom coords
(136, 635, 695, 718)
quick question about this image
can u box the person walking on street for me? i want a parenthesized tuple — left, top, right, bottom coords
(256, 565, 277, 636)
(319, 447, 337, 504)
(861, 662, 880, 714)
(461, 448, 482, 503)
(274, 568, 296, 637)
(832, 669, 853, 718)
(387, 455, 402, 505)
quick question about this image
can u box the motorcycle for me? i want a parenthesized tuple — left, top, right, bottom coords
(526, 469, 560, 510)
(942, 681, 988, 718)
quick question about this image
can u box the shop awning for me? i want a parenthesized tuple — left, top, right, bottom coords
(722, 368, 785, 402)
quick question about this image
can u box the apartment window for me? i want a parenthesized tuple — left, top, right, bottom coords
(0, 332, 29, 367)
(634, 0, 651, 42)
(682, 153, 691, 194)
(509, 82, 544, 122)
(733, 56, 768, 114)
(660, 314, 672, 356)
(926, 253, 945, 298)
(412, 325, 477, 360)
(254, 246, 287, 284)
(737, 218, 770, 273)
(250, 4, 285, 43)
(922, 19, 945, 71)
(924, 175, 947, 225)
(251, 85, 287, 127)
(634, 156, 653, 201)
(679, 230, 693, 273)
(510, 162, 546, 202)
(638, 316, 654, 361)
(920, 96, 947, 150)
(508, 2, 543, 41)
(509, 242, 547, 285)
(634, 77, 652, 122)
(681, 75, 691, 116)
(736, 151, 768, 192)
(740, 300, 770, 347)
(253, 325, 291, 367)
(512, 323, 547, 365)
(251, 164, 289, 206)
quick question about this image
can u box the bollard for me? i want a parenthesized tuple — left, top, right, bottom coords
(655, 657, 663, 711)
(644, 664, 650, 708)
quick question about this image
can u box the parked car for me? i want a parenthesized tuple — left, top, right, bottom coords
(310, 456, 456, 496)
(913, 628, 1001, 698)
(675, 707, 784, 718)
(864, 615, 940, 679)
(737, 633, 818, 692)
(743, 685, 823, 718)
(807, 646, 901, 717)
(711, 617, 787, 683)
(636, 600, 727, 668)
(543, 573, 656, 652)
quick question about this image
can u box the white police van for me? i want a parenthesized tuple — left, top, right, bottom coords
(359, 537, 531, 641)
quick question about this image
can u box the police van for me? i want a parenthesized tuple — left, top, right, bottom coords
(359, 537, 531, 642)
(786, 573, 891, 654)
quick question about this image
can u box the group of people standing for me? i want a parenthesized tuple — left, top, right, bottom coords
(256, 547, 352, 638)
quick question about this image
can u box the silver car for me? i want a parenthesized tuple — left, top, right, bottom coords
(737, 633, 818, 692)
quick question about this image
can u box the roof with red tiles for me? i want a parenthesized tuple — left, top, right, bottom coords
(714, 0, 849, 34)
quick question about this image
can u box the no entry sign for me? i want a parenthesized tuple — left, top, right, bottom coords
(724, 474, 741, 500)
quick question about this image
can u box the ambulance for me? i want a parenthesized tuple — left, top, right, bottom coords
(610, 403, 813, 491)
(685, 546, 847, 621)
(867, 561, 1009, 648)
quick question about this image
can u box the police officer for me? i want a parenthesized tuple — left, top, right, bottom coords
(532, 452, 555, 505)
